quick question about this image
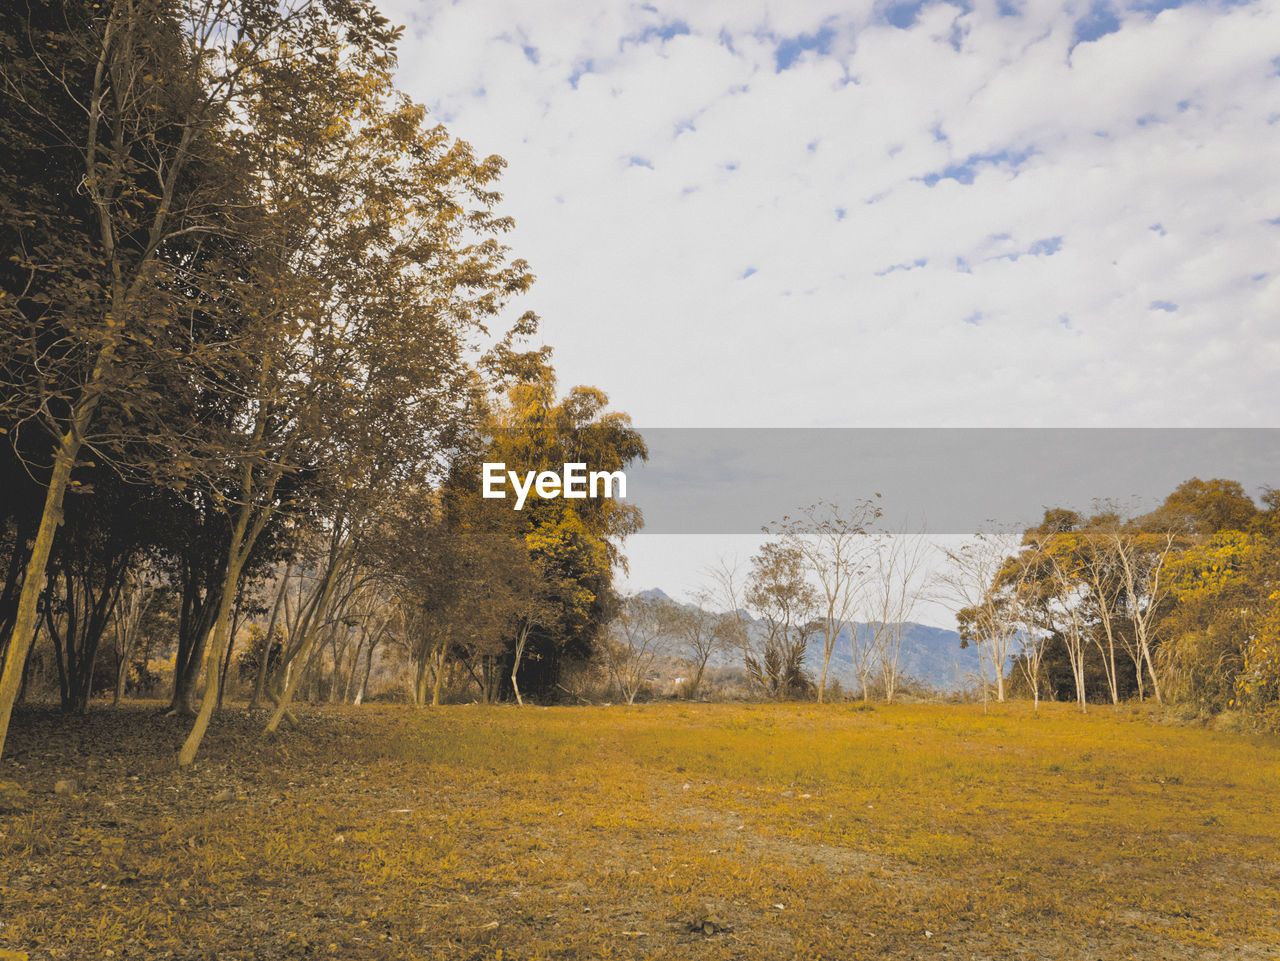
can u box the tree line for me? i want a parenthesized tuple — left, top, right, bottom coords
(596, 500, 935, 705)
(945, 477, 1280, 727)
(600, 480, 1280, 732)
(0, 0, 645, 762)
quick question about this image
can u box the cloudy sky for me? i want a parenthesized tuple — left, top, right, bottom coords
(379, 0, 1279, 608)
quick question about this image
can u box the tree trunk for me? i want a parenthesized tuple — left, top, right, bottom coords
(414, 654, 429, 707)
(1142, 639, 1163, 704)
(251, 564, 292, 710)
(0, 428, 80, 758)
(689, 660, 706, 700)
(114, 645, 127, 706)
(354, 637, 377, 705)
(430, 639, 447, 706)
(265, 553, 347, 732)
(817, 641, 831, 703)
(178, 501, 252, 766)
(216, 607, 240, 711)
(511, 623, 532, 707)
(0, 515, 37, 665)
(170, 587, 220, 716)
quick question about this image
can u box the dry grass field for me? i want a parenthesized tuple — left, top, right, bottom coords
(1, 700, 1278, 960)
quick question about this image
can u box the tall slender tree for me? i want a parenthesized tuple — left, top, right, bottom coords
(0, 0, 379, 756)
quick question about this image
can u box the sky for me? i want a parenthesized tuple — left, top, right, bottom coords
(378, 0, 1280, 615)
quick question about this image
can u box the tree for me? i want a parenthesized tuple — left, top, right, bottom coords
(941, 530, 1022, 704)
(1145, 477, 1258, 537)
(704, 558, 752, 686)
(480, 370, 647, 700)
(1068, 516, 1127, 705)
(1041, 543, 1092, 713)
(106, 558, 165, 704)
(939, 479, 1276, 717)
(518, 513, 602, 703)
(866, 529, 934, 703)
(39, 467, 157, 712)
(745, 542, 818, 699)
(1157, 493, 1279, 716)
(665, 592, 727, 700)
(1161, 530, 1260, 711)
(177, 23, 541, 761)
(1011, 580, 1050, 711)
(1111, 527, 1178, 704)
(1234, 599, 1280, 729)
(768, 499, 880, 702)
(0, 0, 397, 758)
(601, 594, 667, 705)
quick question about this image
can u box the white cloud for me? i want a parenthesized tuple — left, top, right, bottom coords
(378, 0, 1280, 588)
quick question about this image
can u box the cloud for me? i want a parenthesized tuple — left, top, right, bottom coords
(377, 0, 1280, 429)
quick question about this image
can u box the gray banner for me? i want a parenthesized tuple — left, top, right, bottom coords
(611, 428, 1280, 534)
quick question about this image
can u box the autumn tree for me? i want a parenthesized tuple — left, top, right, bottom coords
(1110, 527, 1179, 705)
(744, 541, 818, 699)
(1064, 515, 1128, 705)
(0, 0, 398, 758)
(1040, 542, 1093, 712)
(1145, 477, 1258, 537)
(481, 369, 647, 700)
(176, 24, 544, 761)
(942, 479, 1277, 718)
(1159, 490, 1278, 714)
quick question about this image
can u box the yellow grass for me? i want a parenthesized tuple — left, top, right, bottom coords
(1, 700, 1277, 959)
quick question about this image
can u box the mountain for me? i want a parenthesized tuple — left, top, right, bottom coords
(814, 622, 981, 691)
(635, 587, 674, 604)
(641, 590, 980, 692)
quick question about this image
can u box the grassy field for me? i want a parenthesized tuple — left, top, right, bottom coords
(1, 700, 1278, 960)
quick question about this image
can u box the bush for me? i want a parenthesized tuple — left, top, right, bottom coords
(1234, 607, 1280, 730)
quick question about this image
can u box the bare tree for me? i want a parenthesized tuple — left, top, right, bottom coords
(847, 619, 881, 702)
(940, 530, 1022, 704)
(665, 591, 725, 700)
(866, 529, 935, 703)
(1075, 526, 1126, 706)
(769, 499, 881, 702)
(1014, 597, 1049, 712)
(1044, 549, 1091, 713)
(1112, 528, 1178, 703)
(704, 557, 753, 690)
(601, 594, 668, 705)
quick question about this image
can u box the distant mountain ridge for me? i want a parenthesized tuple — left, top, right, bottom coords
(635, 589, 980, 691)
(821, 622, 980, 691)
